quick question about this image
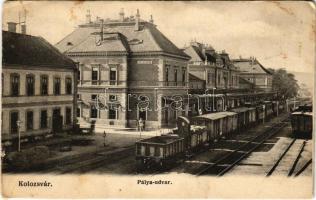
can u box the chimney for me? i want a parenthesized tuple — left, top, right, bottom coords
(149, 15, 154, 23)
(119, 8, 124, 22)
(135, 9, 140, 31)
(7, 22, 17, 33)
(86, 10, 91, 24)
(21, 24, 26, 34)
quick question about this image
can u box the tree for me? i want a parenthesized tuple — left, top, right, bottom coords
(268, 68, 299, 99)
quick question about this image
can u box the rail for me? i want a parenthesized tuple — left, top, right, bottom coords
(288, 140, 306, 176)
(294, 158, 312, 177)
(195, 118, 289, 176)
(266, 138, 296, 176)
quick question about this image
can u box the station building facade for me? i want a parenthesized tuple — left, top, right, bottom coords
(55, 10, 190, 129)
(1, 29, 78, 143)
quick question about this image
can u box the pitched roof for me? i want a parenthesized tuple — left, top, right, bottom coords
(232, 58, 272, 75)
(55, 21, 190, 59)
(184, 45, 217, 63)
(2, 31, 76, 69)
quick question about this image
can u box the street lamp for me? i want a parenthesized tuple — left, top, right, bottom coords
(16, 120, 22, 152)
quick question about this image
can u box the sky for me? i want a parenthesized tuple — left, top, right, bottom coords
(2, 1, 315, 77)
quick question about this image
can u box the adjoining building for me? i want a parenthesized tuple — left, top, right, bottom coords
(2, 27, 78, 146)
(232, 57, 273, 92)
(183, 42, 241, 113)
(184, 41, 240, 93)
(55, 10, 190, 129)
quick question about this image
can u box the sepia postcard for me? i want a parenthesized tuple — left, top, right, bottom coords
(1, 0, 315, 198)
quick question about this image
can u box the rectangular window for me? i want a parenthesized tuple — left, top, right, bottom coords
(54, 77, 61, 95)
(10, 111, 19, 134)
(66, 77, 72, 94)
(26, 111, 33, 130)
(218, 73, 221, 85)
(26, 74, 35, 96)
(110, 68, 117, 85)
(40, 75, 48, 95)
(40, 110, 47, 129)
(65, 107, 72, 125)
(77, 107, 81, 117)
(165, 66, 169, 86)
(91, 94, 97, 100)
(10, 74, 19, 96)
(174, 69, 178, 86)
(92, 67, 98, 85)
(207, 72, 213, 84)
(78, 70, 81, 82)
(90, 107, 98, 118)
(109, 108, 117, 119)
(182, 68, 186, 85)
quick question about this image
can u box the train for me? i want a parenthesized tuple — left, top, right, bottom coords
(290, 104, 313, 139)
(135, 100, 287, 170)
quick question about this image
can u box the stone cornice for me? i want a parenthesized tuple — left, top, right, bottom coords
(65, 50, 190, 61)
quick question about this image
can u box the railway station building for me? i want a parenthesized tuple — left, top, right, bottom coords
(55, 10, 191, 129)
(1, 28, 78, 146)
(232, 57, 273, 92)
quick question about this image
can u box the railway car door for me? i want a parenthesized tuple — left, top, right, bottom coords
(219, 119, 223, 137)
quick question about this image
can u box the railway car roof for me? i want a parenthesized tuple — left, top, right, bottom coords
(193, 112, 227, 120)
(231, 107, 255, 113)
(219, 111, 238, 116)
(291, 112, 313, 116)
(136, 135, 182, 145)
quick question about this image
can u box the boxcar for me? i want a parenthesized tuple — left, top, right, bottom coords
(219, 112, 238, 138)
(291, 111, 313, 139)
(231, 107, 255, 130)
(192, 112, 227, 142)
(188, 125, 208, 151)
(135, 135, 185, 169)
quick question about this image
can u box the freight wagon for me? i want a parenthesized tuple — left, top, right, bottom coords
(291, 105, 313, 139)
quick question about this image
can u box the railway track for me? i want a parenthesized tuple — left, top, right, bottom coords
(294, 158, 312, 177)
(266, 139, 308, 177)
(193, 118, 289, 176)
(41, 145, 134, 174)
